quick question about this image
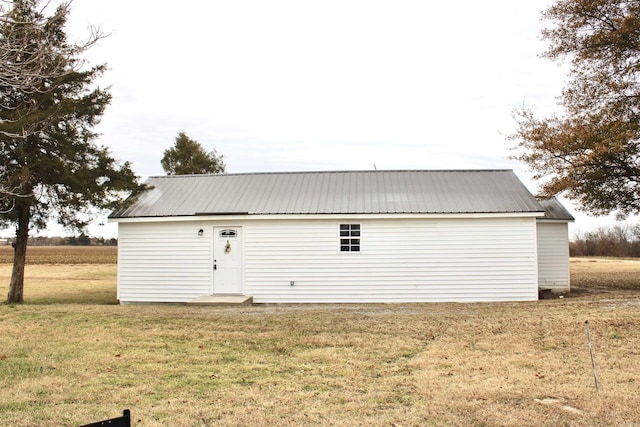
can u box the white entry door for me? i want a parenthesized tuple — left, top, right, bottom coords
(212, 227, 243, 294)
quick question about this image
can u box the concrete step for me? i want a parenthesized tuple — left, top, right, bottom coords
(187, 295, 253, 306)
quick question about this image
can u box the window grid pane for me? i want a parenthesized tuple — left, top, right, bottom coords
(339, 224, 361, 252)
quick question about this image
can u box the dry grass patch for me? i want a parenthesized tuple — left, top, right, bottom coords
(571, 257, 640, 291)
(0, 257, 638, 425)
(3, 301, 640, 426)
(0, 264, 116, 304)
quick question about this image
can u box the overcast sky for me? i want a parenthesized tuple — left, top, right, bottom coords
(2, 0, 629, 238)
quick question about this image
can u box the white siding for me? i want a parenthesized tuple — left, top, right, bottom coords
(244, 217, 538, 303)
(117, 216, 540, 303)
(117, 222, 212, 302)
(536, 221, 570, 292)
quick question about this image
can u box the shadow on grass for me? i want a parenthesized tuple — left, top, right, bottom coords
(563, 284, 640, 301)
(24, 289, 119, 305)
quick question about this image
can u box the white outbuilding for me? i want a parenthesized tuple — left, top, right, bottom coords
(109, 170, 574, 304)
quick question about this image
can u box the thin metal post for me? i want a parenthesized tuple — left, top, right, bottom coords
(585, 320, 599, 393)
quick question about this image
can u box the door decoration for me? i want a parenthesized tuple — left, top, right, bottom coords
(225, 240, 232, 253)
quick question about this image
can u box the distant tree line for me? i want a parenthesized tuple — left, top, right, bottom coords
(570, 224, 640, 257)
(66, 234, 117, 246)
(1, 235, 117, 246)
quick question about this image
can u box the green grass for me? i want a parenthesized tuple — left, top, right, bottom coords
(0, 256, 639, 425)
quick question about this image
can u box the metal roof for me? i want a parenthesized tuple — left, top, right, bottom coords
(109, 170, 548, 219)
(538, 197, 575, 221)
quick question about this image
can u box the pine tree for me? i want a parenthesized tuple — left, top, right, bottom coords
(1, 0, 144, 303)
(161, 132, 226, 175)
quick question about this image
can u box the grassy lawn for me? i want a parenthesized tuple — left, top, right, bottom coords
(0, 248, 639, 426)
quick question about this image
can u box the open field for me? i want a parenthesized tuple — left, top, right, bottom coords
(0, 251, 639, 426)
(0, 245, 117, 265)
(571, 256, 640, 291)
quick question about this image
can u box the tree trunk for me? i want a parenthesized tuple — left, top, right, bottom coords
(6, 203, 30, 304)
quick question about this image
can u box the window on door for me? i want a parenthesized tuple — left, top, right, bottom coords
(340, 224, 360, 252)
(219, 229, 237, 238)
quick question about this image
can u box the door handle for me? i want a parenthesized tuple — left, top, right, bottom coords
(213, 259, 217, 270)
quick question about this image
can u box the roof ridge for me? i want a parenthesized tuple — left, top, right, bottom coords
(148, 169, 514, 179)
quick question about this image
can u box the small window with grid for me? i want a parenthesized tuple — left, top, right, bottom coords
(340, 224, 360, 252)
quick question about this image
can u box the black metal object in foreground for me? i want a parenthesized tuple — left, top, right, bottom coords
(79, 409, 130, 427)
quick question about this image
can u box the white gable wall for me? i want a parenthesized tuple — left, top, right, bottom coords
(117, 215, 540, 303)
(536, 221, 570, 292)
